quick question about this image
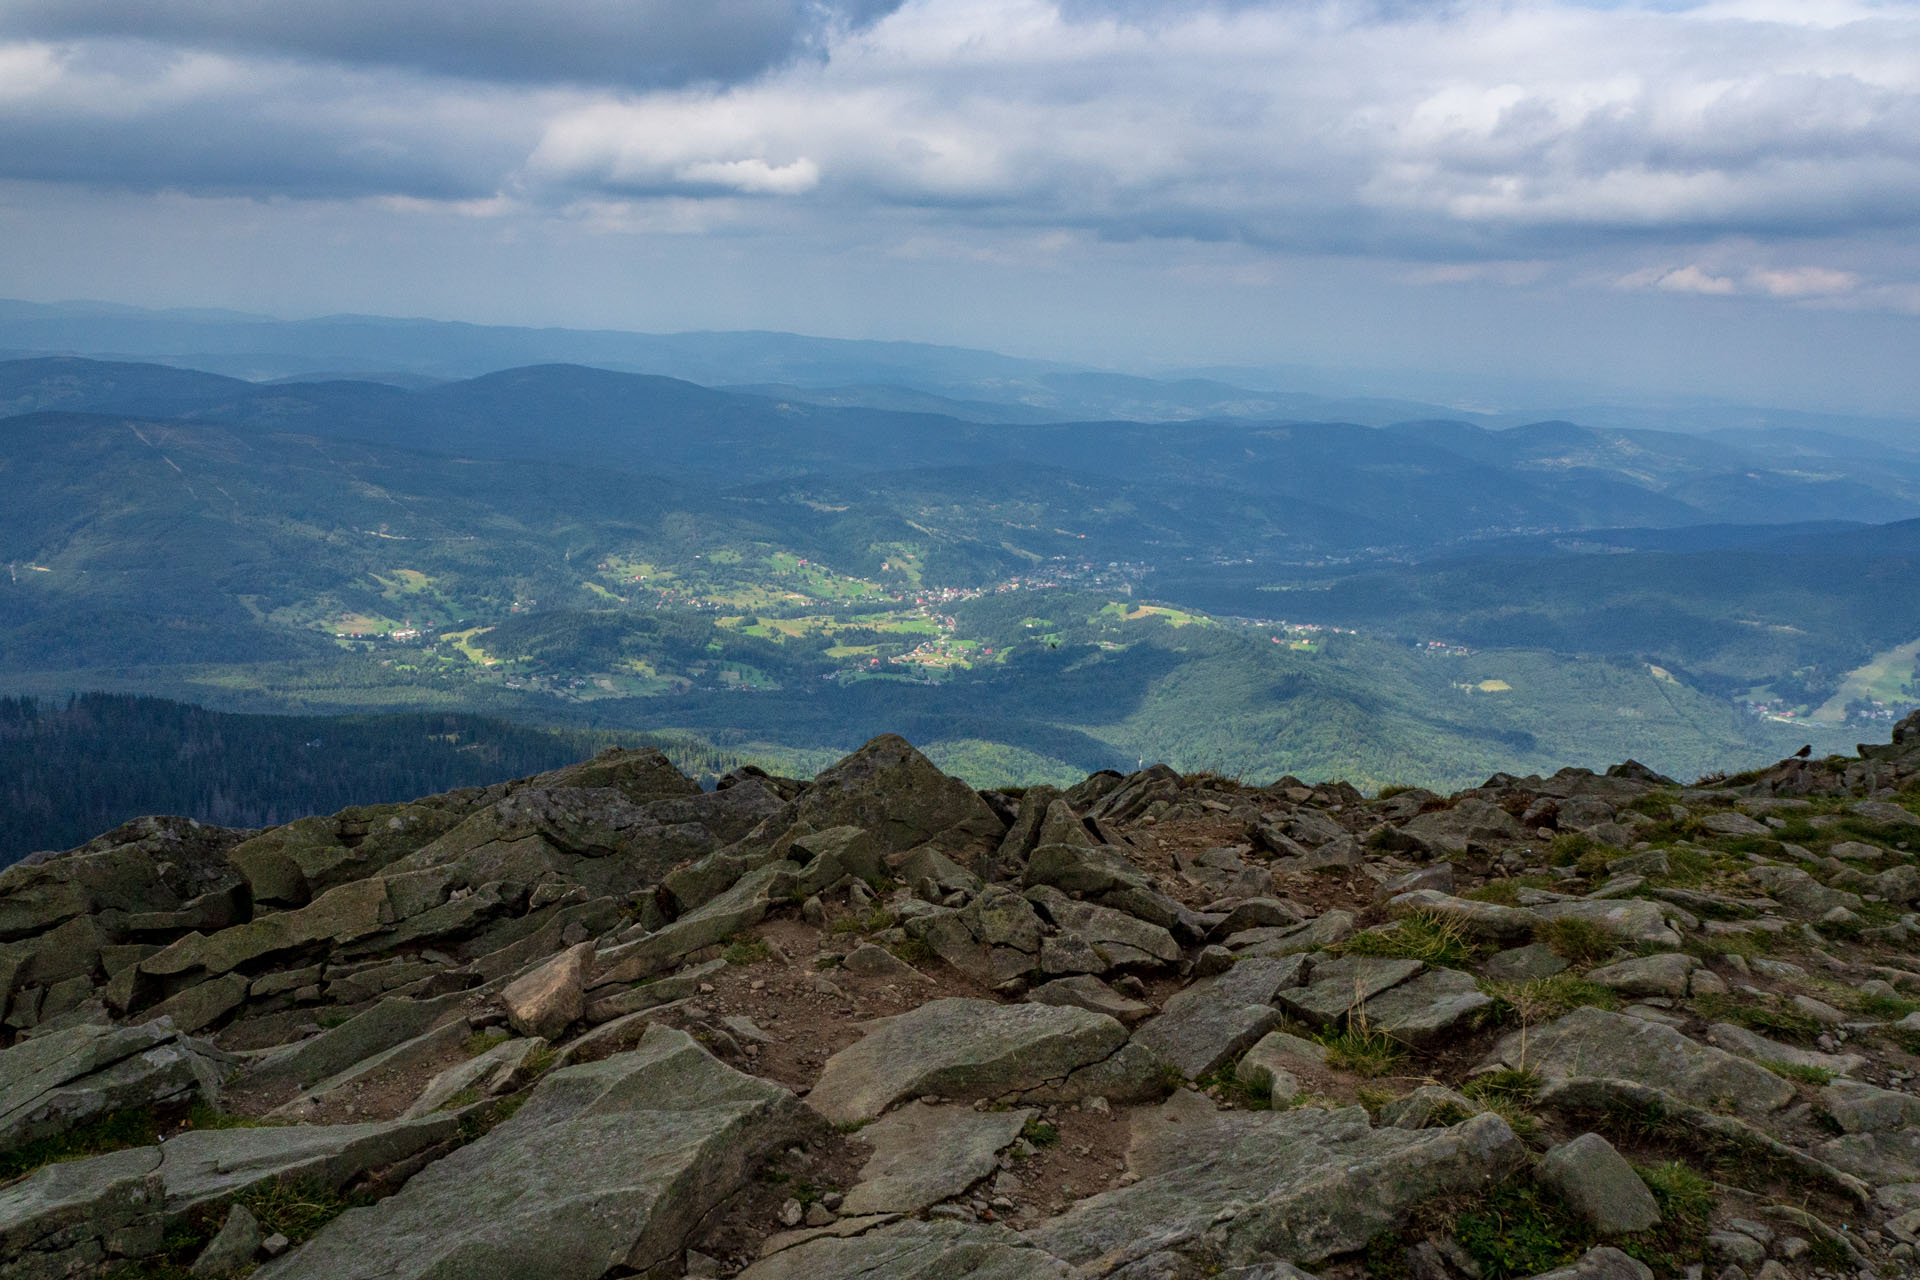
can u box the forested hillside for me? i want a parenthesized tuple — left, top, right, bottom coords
(0, 694, 756, 863)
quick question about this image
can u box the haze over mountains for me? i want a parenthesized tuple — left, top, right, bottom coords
(5, 304, 1920, 855)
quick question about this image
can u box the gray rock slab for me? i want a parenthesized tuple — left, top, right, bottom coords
(1479, 1008, 1793, 1115)
(0, 1144, 163, 1264)
(1706, 1023, 1868, 1078)
(0, 1021, 234, 1152)
(838, 1103, 1032, 1215)
(159, 1116, 460, 1214)
(1027, 975, 1152, 1026)
(1275, 955, 1423, 1027)
(585, 957, 730, 1022)
(806, 999, 1129, 1125)
(1523, 1246, 1653, 1280)
(1532, 900, 1679, 949)
(1479, 943, 1568, 982)
(191, 1203, 261, 1277)
(592, 861, 798, 986)
(257, 1026, 814, 1280)
(1358, 967, 1493, 1048)
(1225, 911, 1355, 958)
(1538, 1133, 1661, 1234)
(1132, 955, 1310, 1080)
(244, 991, 472, 1094)
(1822, 1080, 1920, 1134)
(1585, 953, 1695, 998)
(1028, 1107, 1525, 1269)
(740, 1220, 1070, 1280)
(1818, 1129, 1920, 1186)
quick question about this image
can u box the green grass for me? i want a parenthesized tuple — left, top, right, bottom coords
(1759, 1059, 1835, 1085)
(1453, 1179, 1588, 1279)
(463, 1028, 511, 1057)
(1317, 1025, 1408, 1077)
(1199, 1063, 1276, 1110)
(1538, 917, 1620, 967)
(827, 906, 898, 935)
(1695, 993, 1825, 1044)
(1337, 910, 1483, 968)
(1855, 991, 1920, 1020)
(0, 1107, 161, 1181)
(1479, 973, 1621, 1024)
(1020, 1118, 1060, 1147)
(722, 935, 773, 966)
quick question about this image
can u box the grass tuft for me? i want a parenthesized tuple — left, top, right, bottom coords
(1538, 917, 1618, 967)
(1337, 911, 1483, 968)
(1317, 1024, 1407, 1077)
(722, 935, 773, 966)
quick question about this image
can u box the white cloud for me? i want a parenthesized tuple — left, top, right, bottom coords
(1, 1, 1918, 307)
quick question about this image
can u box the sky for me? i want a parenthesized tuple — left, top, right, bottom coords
(0, 0, 1917, 413)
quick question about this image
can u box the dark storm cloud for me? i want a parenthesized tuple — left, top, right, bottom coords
(0, 0, 906, 89)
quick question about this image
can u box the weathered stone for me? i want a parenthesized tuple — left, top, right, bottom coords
(1524, 1247, 1654, 1280)
(404, 1038, 542, 1118)
(907, 887, 1045, 985)
(1821, 1080, 1920, 1134)
(0, 1145, 164, 1272)
(1532, 899, 1679, 949)
(191, 1202, 261, 1276)
(257, 1027, 814, 1280)
(1376, 1085, 1476, 1129)
(1027, 975, 1153, 1025)
(147, 972, 251, 1035)
(1701, 811, 1771, 837)
(244, 991, 471, 1094)
(1211, 898, 1304, 938)
(1028, 1101, 1525, 1269)
(1026, 886, 1180, 970)
(1479, 1008, 1793, 1115)
(1817, 1128, 1920, 1186)
(1400, 800, 1522, 854)
(1744, 866, 1862, 918)
(502, 942, 590, 1041)
(1276, 955, 1424, 1027)
(839, 944, 932, 985)
(1585, 953, 1697, 998)
(1133, 955, 1311, 1080)
(1023, 844, 1153, 900)
(806, 999, 1129, 1125)
(271, 1020, 475, 1120)
(1227, 911, 1356, 958)
(791, 735, 1006, 857)
(740, 1221, 1069, 1280)
(0, 1022, 234, 1152)
(1480, 943, 1568, 982)
(1374, 864, 1455, 903)
(160, 1115, 460, 1215)
(839, 1103, 1032, 1215)
(593, 861, 798, 985)
(586, 957, 731, 1022)
(1706, 1023, 1868, 1078)
(1539, 1133, 1661, 1234)
(1359, 967, 1494, 1048)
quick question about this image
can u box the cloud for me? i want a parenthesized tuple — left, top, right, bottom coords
(0, 0, 1917, 300)
(0, 1, 906, 90)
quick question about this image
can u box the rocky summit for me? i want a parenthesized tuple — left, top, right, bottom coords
(7, 728, 1920, 1279)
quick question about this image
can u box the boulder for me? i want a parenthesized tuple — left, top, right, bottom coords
(837, 1102, 1032, 1215)
(1707, 1023, 1868, 1078)
(191, 1203, 261, 1277)
(1478, 1008, 1794, 1115)
(592, 861, 798, 986)
(0, 1144, 164, 1276)
(1133, 955, 1311, 1080)
(1028, 1102, 1525, 1269)
(256, 1027, 814, 1280)
(1400, 800, 1522, 854)
(791, 735, 1006, 857)
(502, 942, 590, 1040)
(1585, 953, 1697, 998)
(244, 990, 472, 1094)
(740, 1221, 1070, 1280)
(1743, 866, 1862, 918)
(1524, 1247, 1654, 1280)
(805, 999, 1129, 1125)
(1377, 1085, 1476, 1129)
(1822, 1080, 1920, 1134)
(1818, 1129, 1920, 1187)
(907, 887, 1046, 985)
(1026, 886, 1181, 971)
(1538, 1133, 1661, 1234)
(1227, 911, 1356, 958)
(0, 1022, 234, 1152)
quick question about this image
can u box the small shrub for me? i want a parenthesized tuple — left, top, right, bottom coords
(722, 935, 773, 966)
(1538, 918, 1618, 967)
(463, 1028, 510, 1057)
(885, 936, 936, 967)
(1547, 832, 1601, 867)
(1020, 1118, 1060, 1147)
(1855, 992, 1920, 1019)
(1337, 911, 1481, 968)
(1463, 1068, 1541, 1106)
(1465, 880, 1522, 906)
(1200, 1063, 1274, 1110)
(1453, 1180, 1586, 1279)
(827, 906, 898, 935)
